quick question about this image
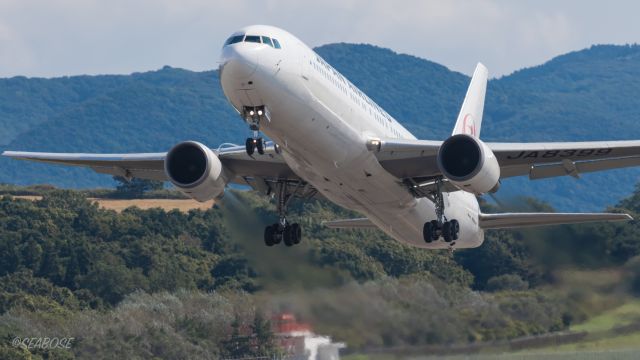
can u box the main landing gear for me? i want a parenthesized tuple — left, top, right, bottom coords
(422, 179, 460, 244)
(264, 222, 301, 247)
(423, 219, 459, 243)
(264, 181, 303, 247)
(243, 106, 268, 156)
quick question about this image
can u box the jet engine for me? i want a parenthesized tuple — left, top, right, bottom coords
(164, 141, 227, 202)
(437, 134, 500, 194)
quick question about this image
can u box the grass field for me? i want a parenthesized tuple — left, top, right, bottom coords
(570, 300, 640, 333)
(344, 299, 640, 360)
(12, 195, 214, 212)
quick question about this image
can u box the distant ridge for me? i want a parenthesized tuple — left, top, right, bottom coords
(2, 43, 640, 210)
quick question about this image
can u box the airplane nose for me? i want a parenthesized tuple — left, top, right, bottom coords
(219, 44, 260, 81)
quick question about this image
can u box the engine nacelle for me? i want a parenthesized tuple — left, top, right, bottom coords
(437, 134, 500, 195)
(164, 141, 227, 202)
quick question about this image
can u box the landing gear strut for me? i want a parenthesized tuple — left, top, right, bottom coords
(422, 179, 460, 244)
(264, 181, 303, 247)
(243, 106, 268, 156)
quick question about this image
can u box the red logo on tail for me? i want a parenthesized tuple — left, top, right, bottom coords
(462, 114, 476, 136)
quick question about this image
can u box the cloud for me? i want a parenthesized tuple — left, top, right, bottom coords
(0, 0, 638, 77)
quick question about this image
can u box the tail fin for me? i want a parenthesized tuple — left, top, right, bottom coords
(452, 63, 488, 137)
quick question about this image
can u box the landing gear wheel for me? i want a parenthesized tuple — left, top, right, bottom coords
(283, 226, 294, 247)
(429, 220, 439, 241)
(256, 138, 265, 155)
(245, 138, 255, 156)
(264, 225, 275, 246)
(442, 222, 453, 242)
(271, 223, 282, 244)
(450, 220, 460, 240)
(290, 223, 302, 244)
(423, 222, 435, 243)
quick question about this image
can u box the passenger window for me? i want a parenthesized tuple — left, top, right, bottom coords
(244, 35, 261, 43)
(225, 35, 244, 46)
(272, 38, 282, 49)
(261, 36, 273, 47)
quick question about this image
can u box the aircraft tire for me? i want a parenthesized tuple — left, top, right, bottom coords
(283, 226, 294, 247)
(451, 220, 460, 240)
(264, 225, 275, 246)
(443, 222, 453, 242)
(245, 138, 255, 156)
(256, 138, 265, 155)
(271, 223, 283, 244)
(291, 223, 302, 244)
(423, 222, 434, 243)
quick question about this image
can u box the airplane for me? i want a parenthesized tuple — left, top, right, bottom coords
(5, 24, 640, 250)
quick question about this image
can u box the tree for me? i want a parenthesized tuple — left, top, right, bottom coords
(486, 274, 529, 292)
(252, 311, 276, 356)
(112, 176, 164, 198)
(221, 316, 252, 358)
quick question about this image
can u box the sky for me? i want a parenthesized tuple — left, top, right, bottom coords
(0, 0, 638, 78)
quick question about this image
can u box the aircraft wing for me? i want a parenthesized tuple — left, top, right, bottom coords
(372, 139, 640, 182)
(1, 151, 168, 181)
(2, 143, 303, 188)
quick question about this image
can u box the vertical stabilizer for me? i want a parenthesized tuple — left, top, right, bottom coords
(452, 63, 488, 137)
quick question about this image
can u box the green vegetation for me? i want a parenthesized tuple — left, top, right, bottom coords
(2, 45, 640, 209)
(0, 182, 640, 358)
(111, 176, 164, 198)
(570, 300, 640, 333)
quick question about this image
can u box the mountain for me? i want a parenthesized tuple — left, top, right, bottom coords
(1, 44, 640, 210)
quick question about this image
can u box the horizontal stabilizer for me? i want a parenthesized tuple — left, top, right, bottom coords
(479, 212, 632, 230)
(322, 218, 375, 229)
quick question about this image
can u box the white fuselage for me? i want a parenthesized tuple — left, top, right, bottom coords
(219, 25, 482, 249)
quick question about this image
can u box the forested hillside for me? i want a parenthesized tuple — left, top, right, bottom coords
(1, 187, 640, 358)
(1, 44, 640, 209)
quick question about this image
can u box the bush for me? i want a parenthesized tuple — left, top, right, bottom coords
(624, 255, 640, 295)
(486, 274, 529, 292)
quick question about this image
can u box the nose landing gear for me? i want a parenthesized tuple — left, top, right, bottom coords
(245, 136, 265, 156)
(243, 106, 269, 156)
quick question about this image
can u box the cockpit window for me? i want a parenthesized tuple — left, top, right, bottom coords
(224, 33, 282, 49)
(261, 36, 273, 47)
(224, 35, 244, 46)
(244, 35, 261, 43)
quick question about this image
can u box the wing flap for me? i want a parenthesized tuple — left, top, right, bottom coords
(479, 212, 632, 230)
(322, 218, 376, 229)
(528, 156, 640, 180)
